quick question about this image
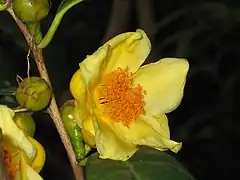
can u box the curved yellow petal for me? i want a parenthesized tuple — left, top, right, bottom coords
(70, 69, 84, 101)
(0, 105, 36, 160)
(2, 138, 22, 180)
(93, 111, 137, 161)
(3, 137, 43, 180)
(136, 115, 182, 153)
(26, 166, 43, 180)
(143, 114, 170, 139)
(20, 151, 28, 180)
(28, 137, 46, 173)
(70, 70, 85, 126)
(110, 114, 181, 153)
(82, 117, 95, 136)
(133, 58, 189, 116)
(81, 128, 96, 148)
(20, 152, 43, 180)
(80, 45, 110, 90)
(71, 48, 106, 127)
(81, 116, 96, 147)
(74, 100, 85, 127)
(103, 29, 151, 75)
(78, 45, 110, 125)
(77, 45, 110, 132)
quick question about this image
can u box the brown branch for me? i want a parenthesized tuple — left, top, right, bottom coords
(7, 7, 84, 180)
(101, 0, 131, 43)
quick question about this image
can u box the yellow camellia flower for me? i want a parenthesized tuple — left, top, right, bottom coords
(70, 29, 189, 161)
(0, 105, 45, 179)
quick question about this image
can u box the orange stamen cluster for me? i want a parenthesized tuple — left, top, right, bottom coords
(99, 68, 145, 127)
(3, 148, 20, 179)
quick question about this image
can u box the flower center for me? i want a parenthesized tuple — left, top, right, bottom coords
(3, 147, 20, 179)
(98, 68, 145, 127)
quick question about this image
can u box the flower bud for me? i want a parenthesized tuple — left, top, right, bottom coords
(13, 112, 36, 137)
(13, 0, 49, 23)
(16, 77, 52, 111)
(60, 100, 86, 160)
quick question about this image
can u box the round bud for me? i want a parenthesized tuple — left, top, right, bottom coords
(13, 113, 36, 137)
(13, 0, 49, 23)
(16, 77, 52, 111)
(60, 100, 87, 160)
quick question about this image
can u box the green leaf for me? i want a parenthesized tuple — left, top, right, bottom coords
(86, 147, 195, 180)
(37, 0, 85, 48)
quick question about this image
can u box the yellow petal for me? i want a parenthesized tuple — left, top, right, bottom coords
(70, 69, 84, 101)
(81, 116, 96, 147)
(133, 58, 189, 116)
(82, 116, 95, 136)
(70, 37, 109, 135)
(71, 47, 107, 129)
(81, 127, 96, 148)
(111, 114, 181, 153)
(20, 152, 43, 180)
(136, 115, 182, 153)
(71, 41, 110, 131)
(80, 45, 110, 90)
(144, 114, 170, 139)
(102, 29, 151, 74)
(77, 45, 110, 131)
(93, 110, 137, 161)
(73, 99, 92, 130)
(20, 151, 28, 180)
(14, 172, 22, 180)
(0, 105, 36, 160)
(28, 137, 46, 173)
(78, 45, 110, 127)
(26, 165, 43, 180)
(2, 138, 22, 180)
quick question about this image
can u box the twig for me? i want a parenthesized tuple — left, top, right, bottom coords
(7, 6, 84, 180)
(37, 0, 85, 48)
(101, 0, 131, 43)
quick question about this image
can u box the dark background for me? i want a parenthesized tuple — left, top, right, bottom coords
(0, 0, 240, 179)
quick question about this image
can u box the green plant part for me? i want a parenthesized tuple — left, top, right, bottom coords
(60, 100, 91, 162)
(15, 77, 52, 111)
(12, 0, 50, 23)
(13, 112, 36, 137)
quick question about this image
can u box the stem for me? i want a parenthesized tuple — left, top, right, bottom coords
(37, 0, 84, 48)
(7, 6, 84, 180)
(26, 22, 43, 44)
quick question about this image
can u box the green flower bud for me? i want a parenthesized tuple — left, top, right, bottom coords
(13, 0, 49, 23)
(13, 112, 36, 137)
(60, 100, 87, 161)
(16, 77, 52, 111)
